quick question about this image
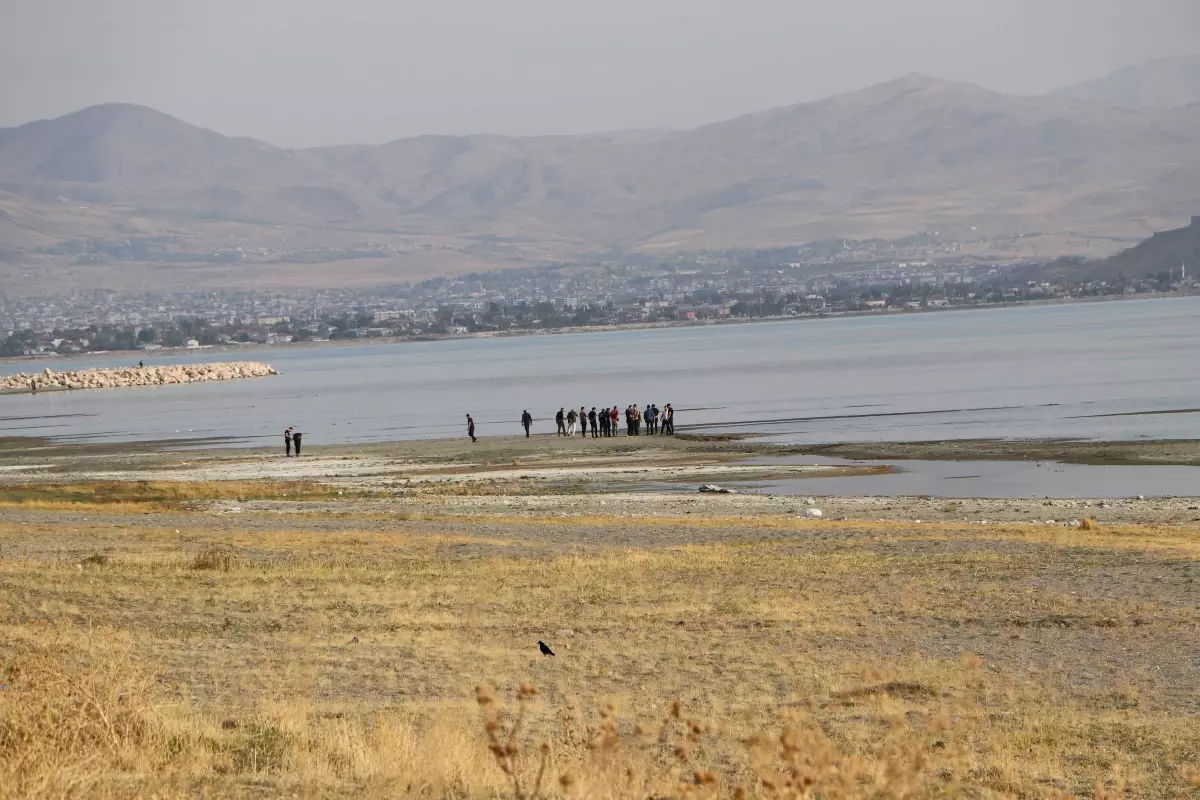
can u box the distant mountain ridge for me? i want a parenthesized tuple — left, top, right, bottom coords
(1050, 55, 1200, 108)
(2, 71, 1200, 288)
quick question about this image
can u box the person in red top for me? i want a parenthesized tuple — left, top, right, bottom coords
(610, 406, 620, 436)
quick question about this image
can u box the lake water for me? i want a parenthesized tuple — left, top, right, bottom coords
(3, 297, 1200, 447)
(737, 456, 1200, 499)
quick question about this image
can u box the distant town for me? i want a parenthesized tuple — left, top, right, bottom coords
(1, 234, 1193, 357)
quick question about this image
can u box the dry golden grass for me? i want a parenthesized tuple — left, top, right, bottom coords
(2, 510, 1199, 797)
(0, 480, 372, 510)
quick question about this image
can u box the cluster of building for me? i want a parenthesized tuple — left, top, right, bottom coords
(2, 243, 1193, 357)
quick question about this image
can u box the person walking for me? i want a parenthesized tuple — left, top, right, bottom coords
(556, 407, 566, 436)
(521, 410, 533, 437)
(580, 407, 588, 438)
(566, 408, 577, 436)
(610, 406, 620, 436)
(588, 407, 598, 438)
(292, 430, 303, 456)
(284, 426, 293, 457)
(466, 414, 477, 443)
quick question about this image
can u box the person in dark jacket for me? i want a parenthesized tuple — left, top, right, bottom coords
(466, 414, 477, 442)
(588, 407, 598, 438)
(284, 427, 293, 457)
(521, 410, 533, 437)
(292, 431, 303, 456)
(580, 407, 588, 437)
(556, 407, 566, 436)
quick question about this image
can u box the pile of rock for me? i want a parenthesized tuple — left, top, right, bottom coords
(1, 362, 278, 393)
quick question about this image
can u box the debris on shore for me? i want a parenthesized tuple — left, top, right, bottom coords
(2, 362, 278, 393)
(699, 484, 736, 494)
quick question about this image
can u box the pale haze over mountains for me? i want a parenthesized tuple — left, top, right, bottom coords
(1051, 55, 1200, 108)
(3, 49, 1200, 290)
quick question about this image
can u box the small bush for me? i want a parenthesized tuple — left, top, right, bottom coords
(1080, 516, 1100, 531)
(190, 547, 237, 571)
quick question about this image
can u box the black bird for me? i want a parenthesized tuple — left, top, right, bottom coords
(538, 640, 555, 656)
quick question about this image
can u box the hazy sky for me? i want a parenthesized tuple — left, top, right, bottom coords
(2, 0, 1198, 148)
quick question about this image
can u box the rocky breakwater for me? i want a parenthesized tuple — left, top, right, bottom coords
(1, 362, 278, 393)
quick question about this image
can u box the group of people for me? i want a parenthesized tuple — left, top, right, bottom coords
(283, 426, 304, 456)
(552, 403, 674, 438)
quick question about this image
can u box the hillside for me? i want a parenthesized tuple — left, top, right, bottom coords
(1027, 216, 1200, 284)
(1050, 55, 1200, 108)
(3, 74, 1200, 290)
(1096, 215, 1200, 278)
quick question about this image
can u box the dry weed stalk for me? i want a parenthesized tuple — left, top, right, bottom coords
(476, 682, 551, 800)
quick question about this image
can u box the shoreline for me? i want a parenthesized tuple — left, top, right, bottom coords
(5, 431, 1200, 467)
(1, 434, 1199, 514)
(2, 290, 1193, 367)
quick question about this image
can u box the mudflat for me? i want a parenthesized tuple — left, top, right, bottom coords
(2, 434, 1199, 797)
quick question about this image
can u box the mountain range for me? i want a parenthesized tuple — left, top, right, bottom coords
(2, 58, 1200, 291)
(1051, 55, 1200, 108)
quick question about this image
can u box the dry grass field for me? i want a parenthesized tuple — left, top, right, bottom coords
(2, 481, 1199, 799)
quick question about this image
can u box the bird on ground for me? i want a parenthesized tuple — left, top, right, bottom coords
(538, 640, 555, 656)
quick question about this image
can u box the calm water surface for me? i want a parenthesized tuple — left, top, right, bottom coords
(738, 455, 1200, 499)
(2, 298, 1199, 447)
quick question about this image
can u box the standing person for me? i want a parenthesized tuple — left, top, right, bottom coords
(663, 404, 674, 435)
(588, 407, 598, 438)
(284, 426, 293, 457)
(625, 405, 635, 436)
(633, 405, 642, 436)
(599, 408, 610, 437)
(611, 406, 620, 436)
(29, 379, 36, 394)
(466, 414, 477, 443)
(521, 409, 533, 437)
(566, 408, 577, 436)
(580, 407, 588, 438)
(292, 430, 303, 456)
(556, 407, 566, 436)
(645, 404, 656, 435)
